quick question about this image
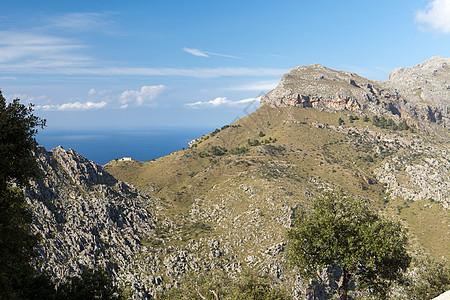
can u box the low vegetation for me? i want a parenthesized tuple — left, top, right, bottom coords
(159, 270, 291, 300)
(287, 191, 410, 299)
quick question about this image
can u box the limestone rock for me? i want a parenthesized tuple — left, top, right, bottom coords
(25, 146, 158, 298)
(261, 56, 449, 129)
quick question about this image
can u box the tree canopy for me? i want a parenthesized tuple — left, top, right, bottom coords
(0, 91, 46, 189)
(287, 191, 411, 300)
(0, 91, 47, 299)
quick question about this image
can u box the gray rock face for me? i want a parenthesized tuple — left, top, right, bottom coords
(25, 146, 157, 297)
(387, 56, 450, 127)
(261, 56, 449, 129)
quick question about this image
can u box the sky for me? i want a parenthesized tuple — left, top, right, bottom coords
(1, 0, 449, 131)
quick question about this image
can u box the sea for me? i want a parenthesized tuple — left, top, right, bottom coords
(36, 127, 213, 165)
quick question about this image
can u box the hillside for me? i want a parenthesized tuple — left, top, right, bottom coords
(106, 105, 449, 260)
(106, 58, 449, 265)
(25, 57, 449, 299)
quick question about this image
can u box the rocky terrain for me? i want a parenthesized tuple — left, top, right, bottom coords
(261, 56, 449, 130)
(25, 57, 449, 299)
(24, 146, 159, 298)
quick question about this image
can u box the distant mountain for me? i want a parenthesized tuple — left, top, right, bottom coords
(261, 56, 449, 130)
(27, 57, 449, 299)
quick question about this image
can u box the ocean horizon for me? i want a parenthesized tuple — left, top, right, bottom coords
(37, 127, 214, 165)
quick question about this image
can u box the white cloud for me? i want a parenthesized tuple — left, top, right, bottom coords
(0, 76, 17, 80)
(183, 47, 241, 59)
(186, 96, 261, 108)
(119, 85, 166, 106)
(46, 12, 114, 32)
(88, 88, 96, 96)
(416, 0, 450, 33)
(0, 31, 90, 68)
(0, 30, 284, 78)
(54, 67, 286, 78)
(36, 101, 107, 111)
(183, 47, 209, 57)
(0, 31, 284, 77)
(7, 93, 48, 104)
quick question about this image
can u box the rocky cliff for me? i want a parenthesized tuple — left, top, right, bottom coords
(261, 56, 449, 129)
(24, 146, 158, 298)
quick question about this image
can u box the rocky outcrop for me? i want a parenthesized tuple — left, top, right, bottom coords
(25, 146, 158, 298)
(387, 56, 449, 127)
(261, 56, 449, 129)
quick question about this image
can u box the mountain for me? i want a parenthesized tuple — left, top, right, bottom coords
(25, 146, 158, 298)
(27, 57, 449, 299)
(261, 56, 449, 130)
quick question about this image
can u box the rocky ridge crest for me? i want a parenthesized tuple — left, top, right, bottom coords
(261, 56, 449, 129)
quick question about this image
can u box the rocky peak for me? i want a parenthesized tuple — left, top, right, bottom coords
(43, 146, 117, 187)
(25, 146, 157, 298)
(261, 57, 450, 129)
(386, 56, 449, 122)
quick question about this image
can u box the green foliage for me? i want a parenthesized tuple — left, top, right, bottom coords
(209, 146, 228, 156)
(338, 117, 344, 125)
(348, 115, 359, 123)
(287, 191, 410, 299)
(210, 128, 221, 137)
(0, 91, 46, 188)
(57, 267, 123, 300)
(260, 145, 285, 156)
(230, 146, 249, 155)
(258, 131, 265, 137)
(0, 91, 48, 299)
(159, 270, 291, 300)
(359, 155, 374, 162)
(372, 116, 412, 132)
(363, 116, 370, 122)
(0, 187, 42, 299)
(404, 257, 450, 299)
(247, 139, 261, 146)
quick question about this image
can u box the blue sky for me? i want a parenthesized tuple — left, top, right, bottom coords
(1, 0, 449, 131)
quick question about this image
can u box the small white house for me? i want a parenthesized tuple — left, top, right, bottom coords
(119, 157, 133, 162)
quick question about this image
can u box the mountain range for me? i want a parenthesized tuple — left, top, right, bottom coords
(25, 56, 449, 299)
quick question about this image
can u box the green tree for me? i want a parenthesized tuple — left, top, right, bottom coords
(404, 256, 450, 299)
(338, 117, 344, 125)
(287, 191, 410, 300)
(0, 91, 46, 189)
(0, 91, 47, 299)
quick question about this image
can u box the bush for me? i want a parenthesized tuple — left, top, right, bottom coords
(159, 270, 291, 300)
(209, 146, 227, 156)
(404, 257, 450, 299)
(230, 146, 249, 155)
(247, 139, 261, 147)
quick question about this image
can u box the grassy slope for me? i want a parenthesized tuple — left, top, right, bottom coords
(105, 106, 448, 261)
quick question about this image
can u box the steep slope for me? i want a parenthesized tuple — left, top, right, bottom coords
(387, 56, 449, 127)
(25, 146, 159, 298)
